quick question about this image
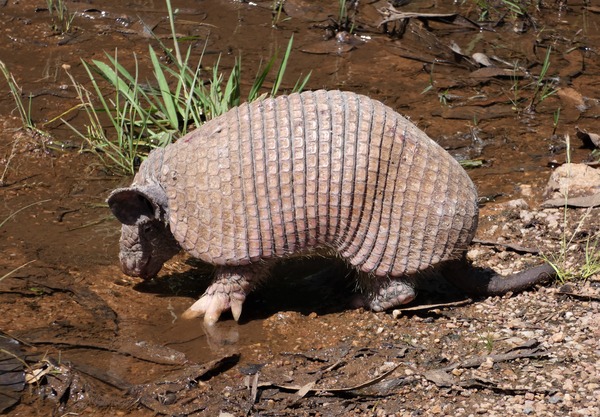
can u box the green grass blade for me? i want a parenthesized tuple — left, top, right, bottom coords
(248, 56, 275, 102)
(292, 71, 312, 93)
(149, 45, 179, 131)
(223, 58, 241, 110)
(271, 35, 294, 96)
(165, 0, 182, 65)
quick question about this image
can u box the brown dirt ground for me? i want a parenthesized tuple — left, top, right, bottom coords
(1, 1, 599, 416)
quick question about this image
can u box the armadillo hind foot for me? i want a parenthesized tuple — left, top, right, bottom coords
(353, 276, 417, 311)
(181, 263, 272, 326)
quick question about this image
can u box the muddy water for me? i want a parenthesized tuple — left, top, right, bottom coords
(1, 0, 599, 415)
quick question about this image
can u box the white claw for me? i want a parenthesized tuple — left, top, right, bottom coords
(230, 298, 243, 322)
(203, 312, 219, 327)
(180, 309, 199, 320)
(204, 294, 225, 326)
(181, 296, 210, 319)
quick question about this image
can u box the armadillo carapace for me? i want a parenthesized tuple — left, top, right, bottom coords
(108, 90, 480, 325)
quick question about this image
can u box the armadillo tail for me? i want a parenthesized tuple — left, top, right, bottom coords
(444, 257, 556, 296)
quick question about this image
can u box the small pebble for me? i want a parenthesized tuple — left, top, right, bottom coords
(564, 379, 575, 391)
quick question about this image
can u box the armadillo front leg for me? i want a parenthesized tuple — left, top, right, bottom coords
(181, 263, 272, 326)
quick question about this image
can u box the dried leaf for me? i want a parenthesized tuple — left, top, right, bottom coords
(423, 369, 458, 387)
(556, 289, 600, 302)
(470, 67, 526, 78)
(378, 10, 458, 26)
(257, 363, 401, 395)
(471, 238, 542, 254)
(449, 41, 464, 55)
(439, 344, 547, 372)
(251, 372, 260, 403)
(472, 52, 493, 67)
(392, 298, 472, 316)
(541, 193, 600, 208)
(296, 381, 316, 398)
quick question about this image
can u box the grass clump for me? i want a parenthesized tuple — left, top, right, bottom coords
(545, 208, 600, 284)
(470, 0, 532, 21)
(336, 0, 358, 33)
(46, 0, 75, 34)
(0, 61, 37, 132)
(61, 0, 309, 175)
(0, 60, 53, 144)
(543, 136, 600, 283)
(527, 47, 557, 112)
(505, 47, 557, 114)
(271, 0, 290, 27)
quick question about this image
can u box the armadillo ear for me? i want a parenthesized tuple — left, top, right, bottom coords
(107, 184, 167, 225)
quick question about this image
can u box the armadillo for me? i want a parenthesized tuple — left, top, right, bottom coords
(108, 90, 554, 326)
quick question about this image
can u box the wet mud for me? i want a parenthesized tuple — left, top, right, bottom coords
(1, 1, 600, 416)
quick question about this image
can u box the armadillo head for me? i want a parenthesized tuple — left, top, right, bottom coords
(107, 184, 181, 279)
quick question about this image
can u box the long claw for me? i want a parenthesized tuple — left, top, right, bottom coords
(204, 294, 225, 326)
(181, 296, 210, 320)
(181, 292, 226, 326)
(230, 297, 243, 322)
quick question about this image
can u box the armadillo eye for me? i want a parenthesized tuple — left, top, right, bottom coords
(141, 223, 154, 235)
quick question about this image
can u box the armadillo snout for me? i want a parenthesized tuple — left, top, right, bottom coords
(117, 223, 165, 279)
(118, 248, 162, 279)
(117, 222, 181, 279)
(120, 257, 143, 277)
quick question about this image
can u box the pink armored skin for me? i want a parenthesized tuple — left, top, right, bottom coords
(108, 90, 481, 325)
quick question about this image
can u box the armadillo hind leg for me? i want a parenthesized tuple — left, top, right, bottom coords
(354, 275, 417, 312)
(181, 263, 272, 326)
